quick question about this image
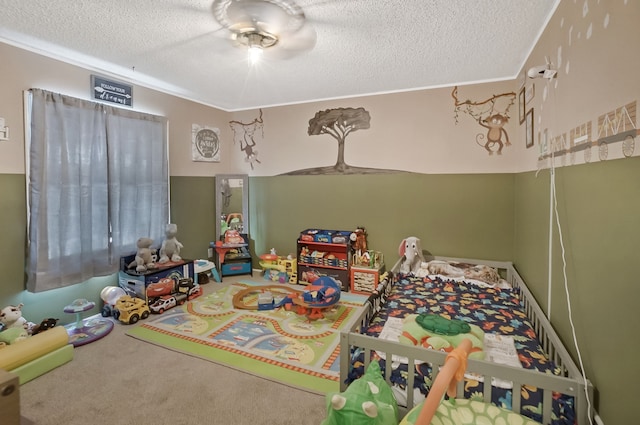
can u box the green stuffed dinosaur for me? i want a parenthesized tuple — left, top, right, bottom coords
(322, 360, 399, 425)
(398, 314, 485, 360)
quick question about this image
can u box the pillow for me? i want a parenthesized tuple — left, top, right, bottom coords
(417, 260, 511, 288)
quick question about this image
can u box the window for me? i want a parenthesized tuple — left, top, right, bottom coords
(26, 89, 169, 292)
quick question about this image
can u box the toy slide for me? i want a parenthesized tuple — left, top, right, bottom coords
(0, 326, 70, 370)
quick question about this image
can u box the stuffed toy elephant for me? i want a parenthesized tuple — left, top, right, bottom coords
(398, 236, 425, 274)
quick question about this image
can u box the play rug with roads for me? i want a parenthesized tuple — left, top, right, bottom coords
(126, 280, 369, 394)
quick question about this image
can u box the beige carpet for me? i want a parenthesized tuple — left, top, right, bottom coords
(19, 277, 331, 425)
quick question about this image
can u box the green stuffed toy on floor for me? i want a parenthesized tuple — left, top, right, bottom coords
(322, 360, 399, 425)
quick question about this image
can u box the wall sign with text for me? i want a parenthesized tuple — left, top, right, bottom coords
(91, 75, 133, 107)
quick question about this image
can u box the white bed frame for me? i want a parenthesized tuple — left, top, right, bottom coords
(340, 257, 595, 425)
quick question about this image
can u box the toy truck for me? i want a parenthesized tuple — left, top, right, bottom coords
(113, 295, 150, 325)
(149, 293, 188, 314)
(145, 277, 201, 314)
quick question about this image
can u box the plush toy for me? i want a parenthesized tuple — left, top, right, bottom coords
(398, 236, 425, 275)
(32, 318, 59, 335)
(350, 227, 368, 254)
(0, 303, 29, 331)
(398, 314, 485, 360)
(0, 327, 29, 347)
(322, 360, 398, 425)
(159, 223, 183, 264)
(128, 237, 156, 272)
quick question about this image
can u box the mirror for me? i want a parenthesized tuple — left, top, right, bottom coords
(215, 174, 249, 239)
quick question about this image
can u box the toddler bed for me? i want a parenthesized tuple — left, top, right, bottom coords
(339, 256, 594, 425)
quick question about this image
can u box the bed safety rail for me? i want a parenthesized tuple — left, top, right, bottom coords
(341, 257, 595, 425)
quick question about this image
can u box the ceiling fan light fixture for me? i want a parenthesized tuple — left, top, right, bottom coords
(237, 31, 277, 64)
(212, 0, 315, 62)
(248, 42, 263, 64)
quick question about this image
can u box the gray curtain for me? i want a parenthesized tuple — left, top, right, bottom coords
(27, 89, 169, 292)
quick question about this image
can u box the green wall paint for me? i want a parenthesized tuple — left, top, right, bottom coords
(169, 176, 216, 261)
(2, 163, 636, 422)
(0, 174, 26, 302)
(249, 173, 514, 264)
(514, 157, 640, 425)
(0, 174, 118, 323)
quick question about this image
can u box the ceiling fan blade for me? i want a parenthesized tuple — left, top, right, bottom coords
(216, 0, 304, 34)
(269, 23, 316, 59)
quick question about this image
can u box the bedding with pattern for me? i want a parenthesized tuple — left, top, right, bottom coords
(347, 271, 575, 425)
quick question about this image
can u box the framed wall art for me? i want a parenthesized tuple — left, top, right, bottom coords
(519, 86, 526, 125)
(192, 124, 221, 162)
(525, 109, 534, 148)
(525, 84, 535, 104)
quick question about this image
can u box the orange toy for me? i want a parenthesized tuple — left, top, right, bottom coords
(415, 338, 471, 425)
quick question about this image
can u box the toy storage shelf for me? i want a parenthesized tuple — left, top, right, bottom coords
(210, 233, 253, 278)
(297, 229, 352, 291)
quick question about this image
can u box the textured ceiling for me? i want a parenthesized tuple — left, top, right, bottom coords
(0, 0, 559, 111)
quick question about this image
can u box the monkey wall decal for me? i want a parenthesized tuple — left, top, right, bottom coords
(229, 109, 264, 170)
(477, 113, 511, 155)
(451, 86, 516, 156)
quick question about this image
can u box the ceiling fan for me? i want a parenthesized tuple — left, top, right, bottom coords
(212, 0, 317, 64)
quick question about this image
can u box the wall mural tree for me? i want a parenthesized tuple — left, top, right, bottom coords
(282, 106, 402, 175)
(308, 107, 371, 172)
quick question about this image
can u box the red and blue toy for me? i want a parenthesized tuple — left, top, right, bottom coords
(232, 276, 342, 320)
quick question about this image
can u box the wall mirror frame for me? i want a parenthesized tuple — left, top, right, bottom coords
(215, 174, 249, 240)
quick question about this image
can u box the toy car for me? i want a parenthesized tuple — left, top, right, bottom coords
(146, 277, 176, 299)
(149, 293, 187, 314)
(149, 295, 176, 314)
(187, 285, 202, 300)
(113, 295, 150, 325)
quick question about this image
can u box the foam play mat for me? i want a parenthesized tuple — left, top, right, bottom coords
(126, 281, 369, 393)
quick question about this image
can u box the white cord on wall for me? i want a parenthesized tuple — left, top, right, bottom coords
(547, 165, 555, 320)
(551, 169, 594, 425)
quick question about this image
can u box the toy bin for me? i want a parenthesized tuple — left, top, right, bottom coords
(118, 255, 195, 301)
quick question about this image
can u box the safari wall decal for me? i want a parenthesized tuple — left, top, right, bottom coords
(282, 107, 403, 176)
(538, 101, 638, 167)
(229, 109, 264, 170)
(451, 86, 517, 156)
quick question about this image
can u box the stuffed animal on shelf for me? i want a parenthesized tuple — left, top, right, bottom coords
(128, 237, 156, 272)
(159, 223, 184, 264)
(350, 227, 368, 254)
(322, 360, 398, 425)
